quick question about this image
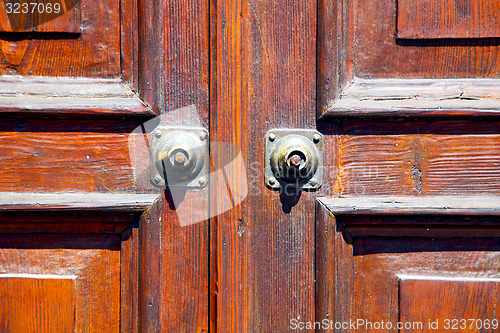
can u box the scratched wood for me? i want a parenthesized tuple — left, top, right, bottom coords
(136, 0, 210, 329)
(400, 278, 500, 333)
(212, 0, 317, 331)
(397, 0, 500, 39)
(0, 0, 119, 77)
(330, 120, 500, 196)
(0, 77, 151, 117)
(0, 0, 80, 33)
(322, 78, 500, 117)
(0, 132, 135, 192)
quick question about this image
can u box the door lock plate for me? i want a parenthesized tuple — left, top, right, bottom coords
(149, 127, 209, 188)
(265, 129, 323, 190)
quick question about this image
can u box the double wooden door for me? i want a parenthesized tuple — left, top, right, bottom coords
(0, 0, 499, 331)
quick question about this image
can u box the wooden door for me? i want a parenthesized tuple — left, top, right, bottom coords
(211, 0, 500, 332)
(1, 0, 499, 332)
(0, 0, 209, 331)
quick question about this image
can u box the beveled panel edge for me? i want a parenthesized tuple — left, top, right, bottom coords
(317, 195, 500, 216)
(0, 76, 155, 118)
(0, 192, 161, 212)
(320, 78, 500, 118)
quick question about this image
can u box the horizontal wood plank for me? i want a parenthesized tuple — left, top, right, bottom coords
(318, 196, 500, 215)
(321, 78, 500, 117)
(0, 192, 159, 212)
(397, 0, 500, 39)
(0, 76, 152, 117)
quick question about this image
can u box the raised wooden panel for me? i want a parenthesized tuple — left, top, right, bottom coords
(317, 0, 500, 116)
(321, 78, 500, 117)
(0, 132, 135, 192)
(0, 275, 76, 333)
(316, 202, 500, 332)
(330, 120, 500, 196)
(399, 277, 500, 332)
(397, 0, 500, 39)
(0, 76, 151, 116)
(0, 234, 121, 332)
(0, 0, 80, 33)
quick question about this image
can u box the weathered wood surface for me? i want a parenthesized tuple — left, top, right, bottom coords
(398, 0, 500, 39)
(0, 132, 135, 192)
(0, 0, 120, 77)
(212, 0, 317, 331)
(322, 78, 500, 117)
(315, 202, 500, 332)
(0, 1, 80, 33)
(0, 77, 151, 116)
(327, 120, 500, 197)
(317, 0, 500, 113)
(0, 192, 159, 211)
(318, 196, 500, 216)
(0, 234, 122, 332)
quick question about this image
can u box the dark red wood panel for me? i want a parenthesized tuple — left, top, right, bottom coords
(398, 0, 500, 39)
(0, 275, 76, 333)
(400, 278, 500, 332)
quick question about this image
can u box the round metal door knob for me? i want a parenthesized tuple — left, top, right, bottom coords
(269, 134, 320, 187)
(154, 131, 206, 185)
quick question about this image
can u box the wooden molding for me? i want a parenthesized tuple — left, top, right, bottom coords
(320, 78, 500, 118)
(0, 76, 155, 117)
(318, 195, 500, 216)
(0, 192, 160, 212)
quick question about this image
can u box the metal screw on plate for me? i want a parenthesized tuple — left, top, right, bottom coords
(288, 153, 303, 167)
(309, 178, 318, 186)
(313, 134, 321, 143)
(153, 175, 163, 185)
(154, 129, 162, 139)
(268, 178, 276, 186)
(199, 132, 208, 141)
(198, 177, 206, 186)
(268, 133, 276, 141)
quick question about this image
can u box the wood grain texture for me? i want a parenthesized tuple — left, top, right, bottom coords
(352, 237, 500, 333)
(317, 0, 351, 115)
(400, 277, 500, 333)
(121, 224, 139, 333)
(0, 132, 135, 192)
(330, 120, 500, 196)
(212, 0, 317, 330)
(121, 0, 139, 91)
(397, 0, 500, 39)
(138, 0, 209, 122)
(0, 0, 80, 33)
(315, 202, 353, 333)
(316, 199, 500, 333)
(0, 275, 76, 333)
(0, 76, 152, 117)
(322, 78, 500, 118)
(0, 0, 119, 77)
(354, 0, 500, 79)
(0, 234, 121, 332)
(136, 0, 210, 329)
(0, 192, 159, 211)
(318, 196, 500, 216)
